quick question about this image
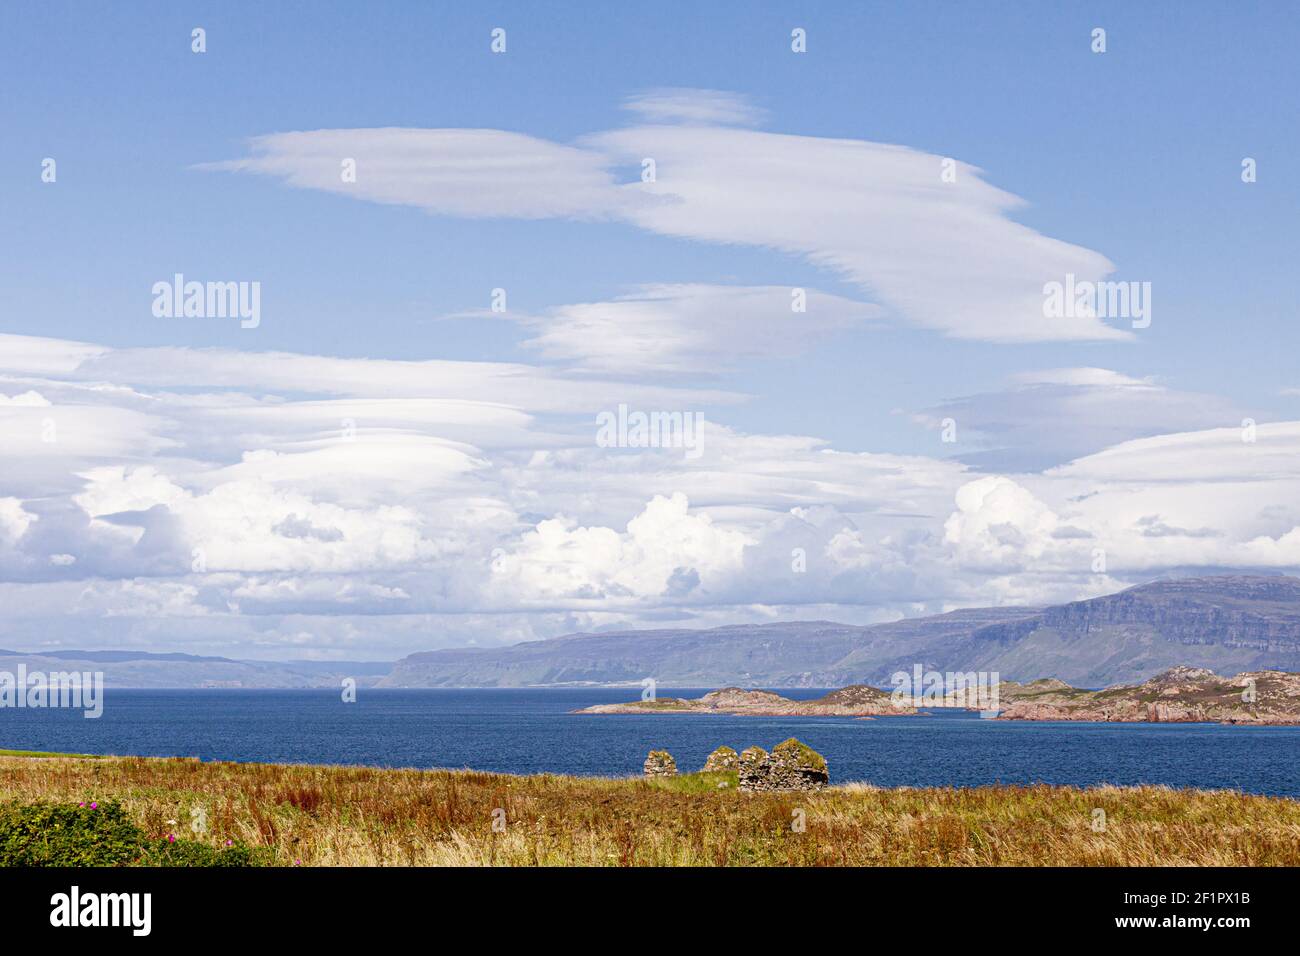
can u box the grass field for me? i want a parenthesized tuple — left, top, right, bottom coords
(0, 749, 101, 759)
(2, 753, 1298, 866)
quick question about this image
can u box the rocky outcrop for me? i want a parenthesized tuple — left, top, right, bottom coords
(994, 667, 1300, 724)
(577, 685, 914, 717)
(643, 750, 677, 777)
(737, 739, 828, 792)
(703, 745, 738, 772)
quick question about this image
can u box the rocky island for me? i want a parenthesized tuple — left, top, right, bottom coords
(575, 685, 915, 717)
(989, 666, 1300, 724)
(579, 666, 1300, 725)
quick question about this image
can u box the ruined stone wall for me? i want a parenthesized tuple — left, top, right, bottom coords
(737, 739, 828, 792)
(643, 750, 677, 777)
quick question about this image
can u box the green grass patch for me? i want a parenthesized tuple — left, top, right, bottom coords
(0, 749, 101, 759)
(645, 771, 739, 794)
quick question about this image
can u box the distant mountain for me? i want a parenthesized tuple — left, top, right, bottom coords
(956, 574, 1300, 685)
(382, 575, 1300, 688)
(7, 575, 1299, 688)
(33, 649, 236, 664)
(0, 649, 392, 689)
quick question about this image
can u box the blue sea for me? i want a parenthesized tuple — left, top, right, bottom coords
(3, 688, 1299, 797)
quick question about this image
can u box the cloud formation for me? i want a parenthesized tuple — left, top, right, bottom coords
(2, 324, 1298, 659)
(0, 91, 1286, 659)
(918, 368, 1242, 470)
(207, 91, 1127, 344)
(512, 283, 882, 376)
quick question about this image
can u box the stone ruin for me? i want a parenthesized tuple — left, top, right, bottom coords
(737, 738, 829, 793)
(703, 745, 738, 772)
(643, 739, 827, 792)
(643, 749, 678, 778)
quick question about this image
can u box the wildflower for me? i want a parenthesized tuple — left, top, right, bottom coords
(225, 839, 233, 846)
(167, 833, 175, 843)
(89, 802, 98, 810)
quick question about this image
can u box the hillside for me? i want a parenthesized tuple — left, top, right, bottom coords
(382, 574, 1300, 688)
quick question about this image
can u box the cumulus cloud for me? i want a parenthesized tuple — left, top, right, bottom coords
(0, 498, 36, 543)
(488, 493, 750, 606)
(943, 476, 1067, 572)
(74, 466, 443, 574)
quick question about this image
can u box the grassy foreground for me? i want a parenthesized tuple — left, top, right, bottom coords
(2, 754, 1298, 866)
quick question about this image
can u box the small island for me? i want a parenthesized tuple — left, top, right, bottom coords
(574, 685, 915, 717)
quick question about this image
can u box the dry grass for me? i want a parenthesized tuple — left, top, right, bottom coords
(2, 754, 1297, 866)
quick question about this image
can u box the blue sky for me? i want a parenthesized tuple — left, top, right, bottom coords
(6, 2, 1297, 449)
(1, 2, 1298, 657)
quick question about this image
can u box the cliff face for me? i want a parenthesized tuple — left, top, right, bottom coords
(963, 575, 1300, 686)
(976, 576, 1300, 653)
(381, 574, 1300, 688)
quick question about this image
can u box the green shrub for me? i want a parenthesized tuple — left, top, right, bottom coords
(0, 800, 271, 867)
(141, 837, 273, 867)
(0, 800, 143, 866)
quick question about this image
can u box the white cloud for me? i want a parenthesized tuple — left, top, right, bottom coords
(621, 88, 767, 126)
(943, 476, 1073, 572)
(67, 339, 737, 411)
(489, 493, 750, 605)
(74, 466, 444, 574)
(918, 367, 1240, 470)
(3, 320, 1298, 661)
(0, 390, 51, 407)
(207, 93, 1128, 344)
(0, 498, 36, 543)
(0, 103, 1294, 665)
(200, 128, 631, 220)
(514, 283, 882, 376)
(0, 334, 108, 375)
(590, 124, 1124, 343)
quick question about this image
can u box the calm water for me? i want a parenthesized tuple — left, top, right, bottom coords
(3, 688, 1298, 797)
